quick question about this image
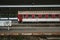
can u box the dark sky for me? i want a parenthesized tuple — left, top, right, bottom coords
(0, 0, 60, 5)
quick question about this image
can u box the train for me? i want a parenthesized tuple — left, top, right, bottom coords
(18, 11, 60, 22)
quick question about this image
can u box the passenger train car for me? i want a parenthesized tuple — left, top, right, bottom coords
(18, 11, 60, 22)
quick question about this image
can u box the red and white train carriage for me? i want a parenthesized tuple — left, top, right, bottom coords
(18, 11, 60, 22)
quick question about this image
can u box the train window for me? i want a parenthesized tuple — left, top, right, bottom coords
(25, 14, 29, 18)
(32, 14, 35, 18)
(45, 14, 49, 18)
(38, 14, 42, 18)
(23, 15, 25, 18)
(58, 14, 60, 18)
(23, 14, 29, 18)
(24, 15, 32, 18)
(29, 15, 32, 18)
(55, 14, 59, 18)
(51, 14, 56, 18)
(42, 15, 45, 18)
(35, 15, 38, 18)
(48, 15, 52, 18)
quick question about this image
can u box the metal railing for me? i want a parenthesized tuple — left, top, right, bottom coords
(0, 5, 60, 7)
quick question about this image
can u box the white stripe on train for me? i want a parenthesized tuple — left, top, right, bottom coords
(22, 18, 60, 22)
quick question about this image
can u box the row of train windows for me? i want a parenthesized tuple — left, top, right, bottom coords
(22, 14, 60, 18)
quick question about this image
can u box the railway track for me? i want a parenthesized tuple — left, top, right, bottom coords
(12, 23, 60, 27)
(0, 27, 60, 32)
(0, 22, 60, 35)
(0, 27, 60, 35)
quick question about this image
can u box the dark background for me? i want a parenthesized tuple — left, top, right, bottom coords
(0, 0, 60, 17)
(0, 0, 60, 5)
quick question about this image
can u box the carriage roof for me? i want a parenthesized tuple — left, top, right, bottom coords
(18, 11, 60, 14)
